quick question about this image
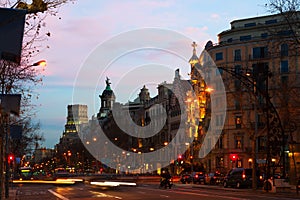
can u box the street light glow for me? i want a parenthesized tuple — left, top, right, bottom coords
(32, 60, 46, 67)
(205, 87, 214, 93)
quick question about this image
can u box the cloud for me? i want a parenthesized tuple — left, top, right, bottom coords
(210, 13, 220, 20)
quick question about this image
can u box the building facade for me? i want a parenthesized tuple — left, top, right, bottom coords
(195, 12, 300, 182)
(55, 104, 92, 171)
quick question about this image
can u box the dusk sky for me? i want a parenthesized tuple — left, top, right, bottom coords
(31, 0, 268, 148)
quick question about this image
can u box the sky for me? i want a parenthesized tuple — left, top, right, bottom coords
(31, 0, 269, 148)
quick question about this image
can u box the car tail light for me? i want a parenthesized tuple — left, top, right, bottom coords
(242, 172, 246, 179)
(195, 175, 198, 178)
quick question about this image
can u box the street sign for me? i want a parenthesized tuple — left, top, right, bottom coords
(0, 94, 21, 116)
(0, 8, 27, 64)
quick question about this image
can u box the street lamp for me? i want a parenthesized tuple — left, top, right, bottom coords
(31, 60, 46, 67)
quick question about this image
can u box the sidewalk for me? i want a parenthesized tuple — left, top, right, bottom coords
(173, 182, 300, 198)
(8, 188, 18, 200)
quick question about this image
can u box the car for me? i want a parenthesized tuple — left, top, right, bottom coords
(180, 173, 192, 184)
(223, 168, 263, 189)
(192, 171, 206, 184)
(205, 171, 225, 185)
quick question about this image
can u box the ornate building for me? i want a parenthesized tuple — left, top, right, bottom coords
(192, 12, 300, 183)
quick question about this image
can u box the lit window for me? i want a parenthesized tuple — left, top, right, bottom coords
(235, 135, 243, 149)
(235, 116, 242, 129)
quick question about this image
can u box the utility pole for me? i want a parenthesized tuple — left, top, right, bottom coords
(252, 80, 258, 190)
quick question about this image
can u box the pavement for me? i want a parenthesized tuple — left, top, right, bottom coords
(172, 182, 300, 199)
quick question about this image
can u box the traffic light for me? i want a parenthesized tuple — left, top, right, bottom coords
(8, 154, 14, 164)
(177, 155, 183, 165)
(230, 154, 238, 162)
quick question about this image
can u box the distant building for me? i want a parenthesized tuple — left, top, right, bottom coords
(55, 104, 90, 169)
(32, 148, 55, 163)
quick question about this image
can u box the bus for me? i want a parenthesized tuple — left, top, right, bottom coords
(18, 167, 33, 180)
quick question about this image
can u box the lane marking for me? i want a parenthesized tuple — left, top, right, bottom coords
(48, 189, 69, 200)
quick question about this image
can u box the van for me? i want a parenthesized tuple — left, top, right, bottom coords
(223, 168, 258, 188)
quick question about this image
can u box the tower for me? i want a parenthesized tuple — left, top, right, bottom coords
(139, 85, 150, 104)
(97, 77, 116, 119)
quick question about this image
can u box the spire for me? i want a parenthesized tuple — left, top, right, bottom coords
(189, 41, 199, 65)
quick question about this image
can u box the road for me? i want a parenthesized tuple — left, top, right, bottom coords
(13, 182, 300, 200)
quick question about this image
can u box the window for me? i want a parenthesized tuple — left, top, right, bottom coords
(235, 116, 242, 129)
(277, 30, 293, 36)
(234, 49, 241, 61)
(216, 137, 223, 149)
(216, 114, 224, 126)
(244, 22, 256, 27)
(235, 136, 243, 149)
(261, 33, 268, 38)
(253, 47, 268, 59)
(227, 38, 233, 43)
(216, 52, 223, 61)
(216, 156, 224, 168)
(235, 80, 241, 91)
(234, 65, 242, 75)
(265, 19, 277, 24)
(235, 100, 241, 110)
(281, 76, 288, 86)
(216, 68, 223, 75)
(281, 43, 288, 56)
(240, 35, 251, 41)
(257, 136, 266, 152)
(237, 159, 243, 168)
(280, 60, 289, 73)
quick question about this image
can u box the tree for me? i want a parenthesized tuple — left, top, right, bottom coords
(0, 0, 75, 154)
(265, 0, 300, 184)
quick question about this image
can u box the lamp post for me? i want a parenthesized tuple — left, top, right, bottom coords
(0, 94, 21, 199)
(0, 60, 46, 199)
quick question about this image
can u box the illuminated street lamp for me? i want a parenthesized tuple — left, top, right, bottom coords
(31, 60, 46, 67)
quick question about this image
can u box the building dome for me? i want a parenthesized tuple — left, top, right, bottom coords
(98, 77, 116, 119)
(101, 77, 115, 99)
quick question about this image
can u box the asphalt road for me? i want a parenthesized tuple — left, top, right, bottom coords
(12, 182, 300, 200)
